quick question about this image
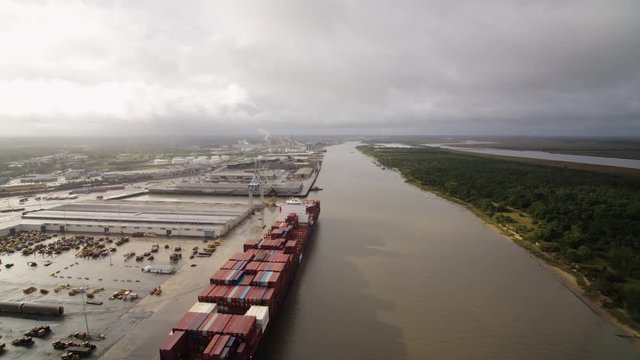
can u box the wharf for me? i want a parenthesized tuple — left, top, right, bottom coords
(148, 169, 320, 198)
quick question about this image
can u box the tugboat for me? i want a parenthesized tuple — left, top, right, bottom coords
(11, 336, 34, 347)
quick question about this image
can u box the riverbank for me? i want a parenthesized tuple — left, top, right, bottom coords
(359, 146, 640, 339)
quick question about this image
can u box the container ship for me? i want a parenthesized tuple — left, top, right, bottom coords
(159, 198, 320, 360)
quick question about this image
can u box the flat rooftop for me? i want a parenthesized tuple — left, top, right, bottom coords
(22, 200, 251, 226)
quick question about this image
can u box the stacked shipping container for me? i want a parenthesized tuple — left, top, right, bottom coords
(160, 199, 320, 360)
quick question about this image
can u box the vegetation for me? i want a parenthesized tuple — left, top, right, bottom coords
(360, 145, 640, 327)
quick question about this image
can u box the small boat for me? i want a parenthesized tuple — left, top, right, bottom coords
(23, 286, 37, 294)
(86, 300, 103, 305)
(310, 186, 323, 191)
(43, 260, 53, 266)
(4, 263, 14, 268)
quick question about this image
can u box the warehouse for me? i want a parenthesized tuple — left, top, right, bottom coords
(19, 200, 253, 239)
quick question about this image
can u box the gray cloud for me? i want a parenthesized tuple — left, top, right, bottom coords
(0, 0, 639, 136)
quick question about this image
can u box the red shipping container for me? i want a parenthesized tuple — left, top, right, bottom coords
(159, 330, 186, 360)
(244, 248, 258, 257)
(243, 239, 261, 251)
(223, 285, 252, 304)
(210, 269, 243, 285)
(269, 228, 284, 239)
(173, 312, 209, 332)
(203, 334, 221, 359)
(268, 252, 291, 263)
(198, 285, 216, 302)
(245, 286, 267, 304)
(238, 274, 254, 286)
(210, 285, 231, 302)
(220, 260, 237, 270)
(257, 262, 286, 273)
(252, 271, 282, 288)
(232, 260, 247, 271)
(203, 334, 230, 360)
(261, 288, 275, 307)
(252, 251, 270, 262)
(243, 261, 260, 274)
(223, 315, 256, 339)
(198, 313, 232, 336)
(230, 251, 254, 262)
(285, 240, 298, 248)
(259, 239, 285, 250)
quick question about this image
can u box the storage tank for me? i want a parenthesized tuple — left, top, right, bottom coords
(21, 303, 65, 316)
(0, 301, 63, 316)
(0, 301, 23, 313)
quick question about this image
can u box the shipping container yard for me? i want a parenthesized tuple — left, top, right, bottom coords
(158, 198, 320, 360)
(0, 231, 213, 360)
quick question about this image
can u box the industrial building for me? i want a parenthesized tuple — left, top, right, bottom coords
(148, 182, 304, 196)
(18, 200, 253, 239)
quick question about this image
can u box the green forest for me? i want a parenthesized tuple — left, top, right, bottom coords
(360, 146, 640, 326)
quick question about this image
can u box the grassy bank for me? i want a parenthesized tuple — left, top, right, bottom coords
(359, 145, 640, 334)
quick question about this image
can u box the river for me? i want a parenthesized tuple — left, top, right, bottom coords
(423, 144, 640, 170)
(254, 142, 640, 360)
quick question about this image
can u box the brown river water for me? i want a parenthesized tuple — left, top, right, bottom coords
(254, 142, 640, 360)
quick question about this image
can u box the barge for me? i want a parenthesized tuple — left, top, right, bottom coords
(159, 198, 320, 360)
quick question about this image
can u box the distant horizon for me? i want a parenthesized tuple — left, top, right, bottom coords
(0, 134, 639, 140)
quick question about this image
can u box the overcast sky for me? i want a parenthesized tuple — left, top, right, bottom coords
(1, 0, 639, 137)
